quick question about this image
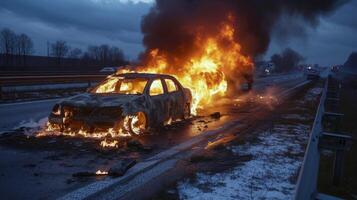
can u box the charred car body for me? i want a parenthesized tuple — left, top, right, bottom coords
(48, 73, 192, 135)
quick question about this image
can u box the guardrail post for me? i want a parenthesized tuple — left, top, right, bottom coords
(333, 149, 345, 186)
(0, 85, 2, 100)
(319, 132, 352, 187)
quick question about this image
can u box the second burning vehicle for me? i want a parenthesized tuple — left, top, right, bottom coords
(48, 73, 192, 136)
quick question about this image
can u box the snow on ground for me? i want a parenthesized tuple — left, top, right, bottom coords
(178, 124, 310, 200)
(177, 87, 321, 200)
(8, 117, 48, 136)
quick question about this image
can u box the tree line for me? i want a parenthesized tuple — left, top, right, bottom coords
(0, 27, 126, 68)
(0, 28, 34, 66)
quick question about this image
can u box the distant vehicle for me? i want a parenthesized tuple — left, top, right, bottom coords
(99, 67, 116, 73)
(306, 67, 320, 80)
(331, 65, 340, 73)
(48, 73, 192, 135)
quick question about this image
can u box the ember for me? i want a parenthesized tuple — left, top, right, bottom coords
(100, 139, 119, 148)
(95, 170, 108, 175)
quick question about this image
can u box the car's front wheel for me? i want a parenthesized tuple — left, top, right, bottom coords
(126, 112, 148, 136)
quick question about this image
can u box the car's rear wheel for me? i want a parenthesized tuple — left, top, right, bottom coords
(127, 112, 148, 136)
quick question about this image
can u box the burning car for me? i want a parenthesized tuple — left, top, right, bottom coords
(48, 73, 192, 136)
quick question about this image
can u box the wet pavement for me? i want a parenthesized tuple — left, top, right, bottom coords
(0, 74, 307, 199)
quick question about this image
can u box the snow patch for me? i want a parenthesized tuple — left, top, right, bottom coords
(14, 117, 48, 136)
(178, 123, 310, 200)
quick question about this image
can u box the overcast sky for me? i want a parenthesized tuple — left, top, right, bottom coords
(0, 0, 356, 65)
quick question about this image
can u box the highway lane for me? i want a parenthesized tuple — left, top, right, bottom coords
(0, 98, 61, 133)
(0, 73, 307, 200)
(0, 73, 304, 133)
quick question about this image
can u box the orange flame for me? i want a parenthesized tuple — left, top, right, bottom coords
(136, 19, 253, 114)
(95, 170, 108, 175)
(100, 139, 119, 148)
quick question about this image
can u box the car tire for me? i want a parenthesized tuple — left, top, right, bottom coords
(126, 112, 148, 136)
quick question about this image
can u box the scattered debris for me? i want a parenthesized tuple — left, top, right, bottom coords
(189, 153, 214, 163)
(210, 112, 221, 119)
(108, 159, 137, 177)
(72, 171, 96, 177)
(125, 139, 152, 152)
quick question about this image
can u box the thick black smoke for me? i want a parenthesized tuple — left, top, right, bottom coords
(140, 0, 348, 64)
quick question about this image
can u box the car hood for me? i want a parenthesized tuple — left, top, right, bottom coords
(59, 93, 142, 108)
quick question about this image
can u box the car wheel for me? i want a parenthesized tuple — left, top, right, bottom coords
(127, 112, 148, 136)
(183, 103, 191, 120)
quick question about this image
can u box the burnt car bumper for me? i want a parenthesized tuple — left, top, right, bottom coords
(48, 105, 123, 131)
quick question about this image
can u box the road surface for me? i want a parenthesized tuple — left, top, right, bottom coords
(0, 73, 303, 133)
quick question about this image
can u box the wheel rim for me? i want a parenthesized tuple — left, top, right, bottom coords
(130, 112, 147, 135)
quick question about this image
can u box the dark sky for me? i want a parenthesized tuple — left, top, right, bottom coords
(0, 0, 356, 65)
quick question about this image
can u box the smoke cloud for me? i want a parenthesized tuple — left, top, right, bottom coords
(140, 0, 349, 63)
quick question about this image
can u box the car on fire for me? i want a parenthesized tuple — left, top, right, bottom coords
(48, 73, 192, 135)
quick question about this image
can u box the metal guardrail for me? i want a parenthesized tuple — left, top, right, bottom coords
(294, 75, 353, 200)
(0, 74, 107, 86)
(0, 74, 108, 98)
(294, 77, 328, 200)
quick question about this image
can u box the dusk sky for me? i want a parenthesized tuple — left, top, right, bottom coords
(0, 0, 356, 66)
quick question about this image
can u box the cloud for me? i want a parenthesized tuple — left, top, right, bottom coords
(0, 0, 153, 59)
(0, 0, 355, 64)
(266, 1, 357, 66)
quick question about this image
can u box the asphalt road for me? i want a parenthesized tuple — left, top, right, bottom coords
(0, 73, 308, 200)
(0, 73, 303, 133)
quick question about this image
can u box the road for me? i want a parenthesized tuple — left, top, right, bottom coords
(0, 73, 311, 200)
(0, 73, 303, 133)
(0, 98, 60, 132)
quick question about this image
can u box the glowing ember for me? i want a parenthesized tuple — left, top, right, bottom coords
(37, 122, 131, 139)
(95, 170, 108, 175)
(100, 140, 119, 148)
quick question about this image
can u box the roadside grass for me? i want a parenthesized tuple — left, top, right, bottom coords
(317, 73, 357, 199)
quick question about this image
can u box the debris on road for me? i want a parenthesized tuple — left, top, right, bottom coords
(72, 159, 136, 178)
(210, 112, 221, 119)
(109, 158, 137, 177)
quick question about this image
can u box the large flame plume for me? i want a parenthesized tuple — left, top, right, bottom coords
(136, 15, 254, 114)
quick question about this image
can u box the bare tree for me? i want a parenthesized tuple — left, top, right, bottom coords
(109, 47, 124, 63)
(0, 28, 17, 65)
(99, 44, 110, 65)
(271, 48, 304, 72)
(51, 40, 70, 64)
(17, 34, 34, 66)
(87, 45, 100, 60)
(68, 48, 82, 59)
(84, 44, 126, 67)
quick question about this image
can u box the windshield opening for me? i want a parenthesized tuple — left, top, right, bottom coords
(92, 77, 148, 95)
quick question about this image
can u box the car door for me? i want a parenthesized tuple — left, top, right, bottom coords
(147, 78, 169, 126)
(163, 78, 184, 120)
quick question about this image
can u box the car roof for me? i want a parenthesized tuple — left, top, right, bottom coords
(113, 73, 176, 80)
